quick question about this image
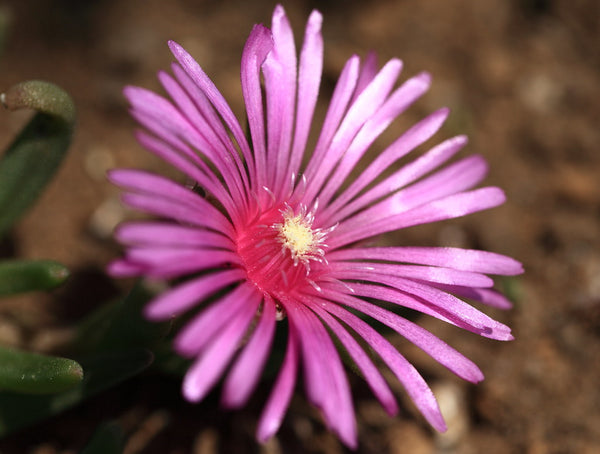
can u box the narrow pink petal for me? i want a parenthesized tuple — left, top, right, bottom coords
(317, 289, 484, 383)
(351, 51, 378, 103)
(106, 259, 147, 277)
(348, 281, 496, 334)
(171, 62, 256, 186)
(328, 246, 524, 276)
(263, 5, 297, 194)
(125, 247, 240, 279)
(158, 70, 249, 204)
(144, 269, 245, 320)
(119, 192, 232, 237)
(241, 25, 274, 190)
(337, 273, 513, 340)
(293, 55, 359, 201)
(318, 72, 431, 207)
(175, 284, 255, 357)
(291, 304, 357, 448)
(329, 261, 494, 288)
(182, 285, 262, 402)
(432, 285, 515, 310)
(318, 295, 447, 432)
(305, 300, 399, 416)
(257, 321, 299, 443)
(286, 9, 323, 183)
(380, 154, 488, 213)
(108, 168, 233, 235)
(302, 58, 403, 205)
(222, 296, 277, 408)
(115, 222, 234, 249)
(168, 40, 255, 181)
(331, 187, 506, 248)
(323, 108, 450, 222)
(125, 87, 244, 204)
(131, 130, 237, 217)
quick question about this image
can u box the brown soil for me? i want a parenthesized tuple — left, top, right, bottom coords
(1, 0, 599, 453)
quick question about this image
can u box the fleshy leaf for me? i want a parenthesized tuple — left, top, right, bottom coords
(80, 422, 125, 454)
(0, 346, 83, 394)
(0, 259, 69, 295)
(0, 349, 153, 436)
(0, 80, 75, 236)
(74, 282, 170, 353)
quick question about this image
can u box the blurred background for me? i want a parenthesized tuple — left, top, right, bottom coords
(0, 0, 599, 452)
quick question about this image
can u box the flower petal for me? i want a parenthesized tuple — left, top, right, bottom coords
(182, 284, 262, 402)
(317, 288, 484, 383)
(320, 297, 447, 432)
(256, 321, 299, 443)
(328, 246, 524, 276)
(286, 10, 323, 184)
(305, 300, 399, 416)
(144, 269, 245, 320)
(222, 295, 277, 408)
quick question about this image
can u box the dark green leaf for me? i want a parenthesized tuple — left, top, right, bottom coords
(0, 348, 153, 436)
(0, 259, 69, 295)
(0, 80, 75, 236)
(80, 422, 124, 454)
(0, 346, 83, 394)
(74, 282, 170, 353)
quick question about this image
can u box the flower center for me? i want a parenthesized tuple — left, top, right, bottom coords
(274, 205, 326, 266)
(236, 203, 333, 301)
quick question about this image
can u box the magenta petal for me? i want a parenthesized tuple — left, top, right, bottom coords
(327, 133, 466, 223)
(322, 299, 447, 431)
(168, 40, 253, 169)
(263, 5, 297, 194)
(144, 269, 245, 320)
(329, 261, 494, 288)
(256, 321, 299, 443)
(157, 70, 249, 202)
(295, 54, 359, 204)
(106, 259, 146, 277)
(222, 296, 277, 408)
(343, 276, 513, 340)
(286, 9, 323, 182)
(318, 72, 432, 207)
(351, 51, 379, 103)
(332, 187, 506, 248)
(328, 246, 523, 276)
(182, 285, 262, 402)
(306, 300, 399, 415)
(125, 247, 240, 279)
(302, 58, 403, 204)
(175, 284, 253, 357)
(115, 222, 234, 249)
(319, 290, 484, 383)
(291, 304, 357, 448)
(241, 24, 273, 189)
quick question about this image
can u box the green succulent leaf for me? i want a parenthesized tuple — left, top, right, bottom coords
(0, 259, 69, 295)
(80, 422, 125, 454)
(0, 80, 75, 236)
(0, 348, 153, 436)
(75, 282, 170, 353)
(0, 346, 83, 394)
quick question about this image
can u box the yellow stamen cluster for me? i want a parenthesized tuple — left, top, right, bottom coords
(274, 205, 331, 267)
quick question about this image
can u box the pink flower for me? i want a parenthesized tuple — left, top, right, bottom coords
(108, 5, 522, 448)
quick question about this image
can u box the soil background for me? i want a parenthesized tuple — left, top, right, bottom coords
(0, 0, 599, 453)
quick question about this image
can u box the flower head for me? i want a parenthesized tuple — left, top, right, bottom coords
(109, 5, 523, 448)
